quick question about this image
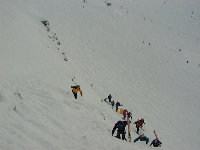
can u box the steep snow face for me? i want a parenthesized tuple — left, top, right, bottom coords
(0, 0, 200, 150)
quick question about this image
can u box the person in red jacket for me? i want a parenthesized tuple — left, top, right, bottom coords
(134, 119, 145, 134)
(122, 109, 128, 120)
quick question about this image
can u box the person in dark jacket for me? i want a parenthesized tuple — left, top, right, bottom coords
(134, 134, 149, 144)
(112, 121, 127, 140)
(115, 101, 120, 112)
(150, 138, 162, 147)
(108, 94, 112, 103)
(127, 111, 132, 120)
(111, 100, 115, 109)
(134, 119, 145, 134)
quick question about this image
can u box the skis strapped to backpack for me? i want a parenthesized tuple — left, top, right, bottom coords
(153, 130, 158, 139)
(127, 117, 131, 142)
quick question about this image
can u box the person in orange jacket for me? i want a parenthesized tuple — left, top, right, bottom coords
(71, 85, 83, 99)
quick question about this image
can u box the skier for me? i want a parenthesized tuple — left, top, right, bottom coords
(111, 100, 115, 109)
(122, 109, 128, 120)
(115, 101, 120, 112)
(127, 111, 132, 120)
(112, 120, 128, 140)
(150, 138, 162, 147)
(134, 133, 149, 144)
(71, 85, 83, 99)
(108, 94, 112, 103)
(134, 119, 145, 134)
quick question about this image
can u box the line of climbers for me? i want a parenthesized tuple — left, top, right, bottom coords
(69, 85, 162, 148)
(103, 94, 122, 112)
(106, 94, 162, 148)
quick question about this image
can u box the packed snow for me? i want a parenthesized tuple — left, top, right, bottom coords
(0, 0, 200, 150)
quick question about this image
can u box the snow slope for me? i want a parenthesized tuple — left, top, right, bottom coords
(0, 0, 200, 150)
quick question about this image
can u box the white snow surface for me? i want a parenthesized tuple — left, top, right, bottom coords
(0, 0, 200, 150)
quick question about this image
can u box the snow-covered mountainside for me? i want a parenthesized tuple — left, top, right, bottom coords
(0, 0, 200, 150)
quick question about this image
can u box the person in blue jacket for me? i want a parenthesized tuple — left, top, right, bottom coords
(134, 133, 149, 144)
(112, 121, 127, 140)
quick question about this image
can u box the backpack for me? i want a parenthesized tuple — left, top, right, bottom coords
(117, 122, 124, 130)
